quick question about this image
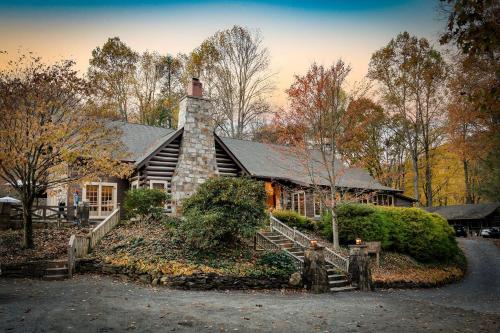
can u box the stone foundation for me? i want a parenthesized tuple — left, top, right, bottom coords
(76, 258, 298, 291)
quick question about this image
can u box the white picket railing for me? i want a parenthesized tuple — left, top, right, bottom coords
(270, 214, 349, 272)
(67, 234, 90, 277)
(67, 207, 120, 277)
(89, 208, 120, 249)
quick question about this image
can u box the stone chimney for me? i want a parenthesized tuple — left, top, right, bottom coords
(171, 78, 218, 214)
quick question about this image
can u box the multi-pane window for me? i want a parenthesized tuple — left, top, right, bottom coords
(101, 186, 114, 213)
(292, 191, 306, 216)
(368, 194, 394, 206)
(150, 180, 170, 212)
(86, 185, 99, 216)
(313, 194, 322, 217)
(84, 183, 117, 217)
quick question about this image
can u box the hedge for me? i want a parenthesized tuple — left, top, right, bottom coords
(322, 204, 460, 263)
(271, 210, 315, 231)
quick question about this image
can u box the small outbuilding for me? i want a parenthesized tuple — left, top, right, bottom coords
(426, 203, 500, 232)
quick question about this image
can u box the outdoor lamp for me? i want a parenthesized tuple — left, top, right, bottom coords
(355, 238, 362, 245)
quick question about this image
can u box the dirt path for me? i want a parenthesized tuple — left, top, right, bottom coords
(0, 238, 498, 333)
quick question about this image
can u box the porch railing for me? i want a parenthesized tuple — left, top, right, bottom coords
(270, 214, 349, 272)
(67, 207, 120, 276)
(255, 232, 303, 272)
(89, 207, 120, 249)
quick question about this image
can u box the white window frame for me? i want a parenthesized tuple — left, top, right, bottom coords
(292, 191, 306, 216)
(130, 180, 139, 190)
(82, 182, 117, 218)
(150, 180, 169, 210)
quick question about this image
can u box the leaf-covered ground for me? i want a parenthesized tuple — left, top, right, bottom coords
(0, 226, 90, 264)
(94, 220, 269, 277)
(372, 252, 465, 287)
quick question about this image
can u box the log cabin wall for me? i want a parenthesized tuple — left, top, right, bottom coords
(215, 140, 242, 177)
(131, 136, 182, 214)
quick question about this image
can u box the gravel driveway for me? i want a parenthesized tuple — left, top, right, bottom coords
(1, 238, 499, 333)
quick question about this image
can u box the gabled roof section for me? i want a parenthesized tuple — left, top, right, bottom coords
(219, 137, 398, 192)
(134, 128, 184, 168)
(114, 121, 175, 162)
(214, 134, 250, 176)
(426, 203, 500, 220)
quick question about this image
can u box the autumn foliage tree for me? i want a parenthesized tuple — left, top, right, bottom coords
(276, 61, 358, 249)
(0, 54, 132, 248)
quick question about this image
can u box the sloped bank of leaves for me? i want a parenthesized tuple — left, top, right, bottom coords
(0, 227, 90, 264)
(93, 219, 296, 280)
(372, 252, 466, 288)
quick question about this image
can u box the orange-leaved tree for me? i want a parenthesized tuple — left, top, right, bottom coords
(275, 60, 372, 249)
(0, 54, 132, 248)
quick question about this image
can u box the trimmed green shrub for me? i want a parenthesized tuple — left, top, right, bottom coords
(123, 188, 169, 222)
(272, 209, 315, 231)
(335, 204, 387, 246)
(179, 177, 267, 251)
(318, 204, 460, 263)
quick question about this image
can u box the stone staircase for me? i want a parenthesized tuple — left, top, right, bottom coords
(43, 259, 69, 281)
(259, 231, 355, 292)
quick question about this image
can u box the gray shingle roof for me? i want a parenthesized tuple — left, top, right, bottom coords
(116, 121, 401, 192)
(220, 137, 397, 192)
(426, 203, 500, 220)
(114, 121, 175, 162)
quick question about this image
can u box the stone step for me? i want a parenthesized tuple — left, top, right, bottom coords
(330, 286, 357, 293)
(45, 267, 68, 275)
(46, 259, 68, 269)
(328, 274, 345, 280)
(42, 274, 68, 281)
(328, 280, 349, 287)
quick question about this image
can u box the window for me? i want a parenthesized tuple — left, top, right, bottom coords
(130, 180, 139, 190)
(370, 194, 394, 206)
(83, 182, 117, 218)
(150, 180, 170, 211)
(313, 194, 322, 217)
(292, 191, 306, 216)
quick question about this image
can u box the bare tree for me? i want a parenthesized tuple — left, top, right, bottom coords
(186, 26, 275, 139)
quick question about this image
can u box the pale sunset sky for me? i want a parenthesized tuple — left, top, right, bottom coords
(0, 0, 445, 107)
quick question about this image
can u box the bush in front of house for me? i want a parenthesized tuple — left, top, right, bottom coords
(335, 204, 387, 246)
(179, 177, 267, 251)
(319, 204, 460, 263)
(123, 188, 170, 222)
(271, 209, 315, 231)
(377, 206, 459, 263)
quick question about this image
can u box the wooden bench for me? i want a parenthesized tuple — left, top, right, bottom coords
(365, 241, 381, 267)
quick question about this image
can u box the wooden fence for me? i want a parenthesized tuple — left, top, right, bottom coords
(67, 207, 120, 276)
(10, 205, 75, 224)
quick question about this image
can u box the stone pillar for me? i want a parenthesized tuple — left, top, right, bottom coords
(348, 244, 373, 291)
(171, 79, 218, 214)
(302, 243, 329, 293)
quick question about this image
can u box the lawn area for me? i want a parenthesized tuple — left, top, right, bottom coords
(0, 226, 90, 264)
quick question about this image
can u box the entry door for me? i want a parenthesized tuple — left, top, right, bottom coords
(84, 183, 117, 218)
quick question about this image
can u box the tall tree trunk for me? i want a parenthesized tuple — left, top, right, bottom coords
(331, 208, 339, 250)
(463, 159, 473, 204)
(424, 148, 433, 207)
(411, 153, 420, 205)
(22, 199, 34, 249)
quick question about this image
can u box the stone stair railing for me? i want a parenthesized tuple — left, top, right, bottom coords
(269, 214, 349, 273)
